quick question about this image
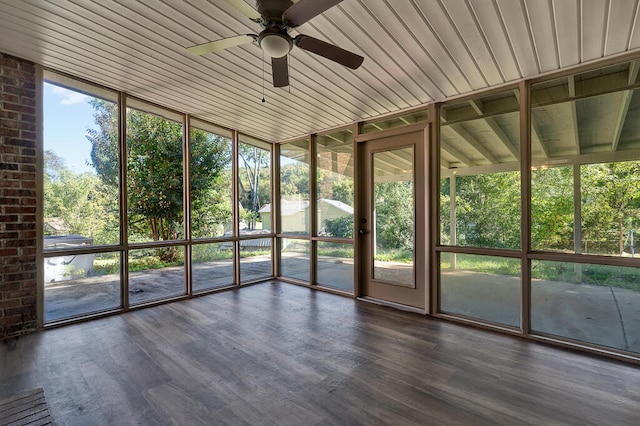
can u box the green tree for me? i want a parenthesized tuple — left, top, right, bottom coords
(531, 166, 574, 250)
(87, 100, 230, 260)
(582, 161, 640, 254)
(375, 180, 414, 251)
(455, 171, 520, 249)
(330, 178, 353, 206)
(44, 150, 117, 244)
(280, 162, 309, 199)
(324, 214, 353, 238)
(238, 143, 270, 230)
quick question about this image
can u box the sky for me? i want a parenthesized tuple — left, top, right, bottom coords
(43, 82, 97, 174)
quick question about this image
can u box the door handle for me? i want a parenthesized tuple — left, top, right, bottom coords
(359, 229, 368, 235)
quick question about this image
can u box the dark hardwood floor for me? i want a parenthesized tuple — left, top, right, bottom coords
(1, 281, 639, 425)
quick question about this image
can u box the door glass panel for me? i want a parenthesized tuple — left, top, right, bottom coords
(372, 147, 414, 287)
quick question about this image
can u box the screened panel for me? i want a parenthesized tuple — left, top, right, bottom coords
(279, 139, 310, 235)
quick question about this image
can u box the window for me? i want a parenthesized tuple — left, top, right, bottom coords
(190, 120, 233, 239)
(126, 100, 184, 244)
(314, 128, 354, 292)
(279, 138, 310, 235)
(438, 89, 521, 328)
(43, 75, 121, 321)
(530, 62, 640, 352)
(238, 135, 273, 283)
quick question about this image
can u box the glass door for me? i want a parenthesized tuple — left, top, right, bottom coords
(359, 130, 427, 310)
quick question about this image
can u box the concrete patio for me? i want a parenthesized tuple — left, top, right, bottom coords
(44, 257, 639, 354)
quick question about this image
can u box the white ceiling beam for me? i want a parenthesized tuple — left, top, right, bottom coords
(441, 144, 475, 167)
(469, 99, 484, 116)
(449, 124, 498, 164)
(485, 118, 519, 161)
(567, 75, 581, 154)
(611, 60, 640, 151)
(531, 117, 550, 159)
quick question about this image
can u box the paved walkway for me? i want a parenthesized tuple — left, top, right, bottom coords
(44, 258, 639, 354)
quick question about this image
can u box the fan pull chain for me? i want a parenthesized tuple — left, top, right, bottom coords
(262, 50, 266, 103)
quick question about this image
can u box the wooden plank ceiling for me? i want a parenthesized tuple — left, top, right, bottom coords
(1, 0, 639, 143)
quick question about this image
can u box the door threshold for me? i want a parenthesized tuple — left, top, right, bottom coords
(358, 296, 426, 315)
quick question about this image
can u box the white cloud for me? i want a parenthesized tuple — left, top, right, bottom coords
(50, 85, 90, 105)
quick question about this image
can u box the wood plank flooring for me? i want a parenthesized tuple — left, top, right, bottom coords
(1, 281, 639, 425)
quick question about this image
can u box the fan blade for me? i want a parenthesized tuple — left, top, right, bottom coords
(187, 34, 256, 56)
(283, 0, 343, 27)
(223, 0, 262, 21)
(294, 35, 364, 69)
(272, 56, 290, 88)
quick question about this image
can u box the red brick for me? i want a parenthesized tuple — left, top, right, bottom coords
(2, 299, 20, 309)
(0, 248, 18, 257)
(2, 53, 38, 340)
(0, 127, 20, 137)
(0, 109, 19, 120)
(4, 102, 35, 114)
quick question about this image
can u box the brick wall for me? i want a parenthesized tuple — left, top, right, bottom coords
(0, 53, 38, 340)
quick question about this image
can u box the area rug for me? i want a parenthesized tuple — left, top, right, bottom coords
(0, 388, 53, 425)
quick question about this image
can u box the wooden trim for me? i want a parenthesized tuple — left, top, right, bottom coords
(528, 49, 640, 85)
(520, 80, 532, 336)
(528, 251, 640, 268)
(429, 103, 440, 316)
(355, 121, 429, 142)
(232, 129, 241, 286)
(183, 114, 192, 296)
(273, 142, 281, 278)
(358, 297, 427, 315)
(308, 135, 317, 285)
(120, 92, 129, 310)
(35, 64, 45, 329)
(435, 245, 521, 258)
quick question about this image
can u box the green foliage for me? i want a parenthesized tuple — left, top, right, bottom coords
(374, 249, 413, 263)
(531, 166, 574, 250)
(441, 255, 520, 276)
(454, 171, 521, 249)
(87, 100, 230, 259)
(191, 245, 234, 263)
(581, 161, 640, 254)
(44, 150, 119, 245)
(317, 247, 354, 258)
(439, 178, 451, 244)
(375, 180, 414, 251)
(324, 214, 353, 238)
(238, 143, 270, 230)
(331, 178, 354, 206)
(280, 162, 309, 199)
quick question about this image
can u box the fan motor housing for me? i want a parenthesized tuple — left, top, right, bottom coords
(257, 0, 293, 24)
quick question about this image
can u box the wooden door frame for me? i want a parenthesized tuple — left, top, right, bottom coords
(354, 122, 430, 313)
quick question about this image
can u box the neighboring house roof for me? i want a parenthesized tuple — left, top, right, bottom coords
(259, 199, 309, 216)
(319, 199, 354, 214)
(259, 199, 353, 216)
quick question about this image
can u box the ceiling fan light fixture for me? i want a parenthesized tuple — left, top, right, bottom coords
(259, 32, 292, 58)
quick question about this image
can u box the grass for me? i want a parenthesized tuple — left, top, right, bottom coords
(374, 249, 413, 263)
(92, 246, 640, 292)
(93, 246, 273, 275)
(441, 253, 640, 291)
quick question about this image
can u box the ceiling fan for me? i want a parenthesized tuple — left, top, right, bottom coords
(187, 0, 364, 88)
